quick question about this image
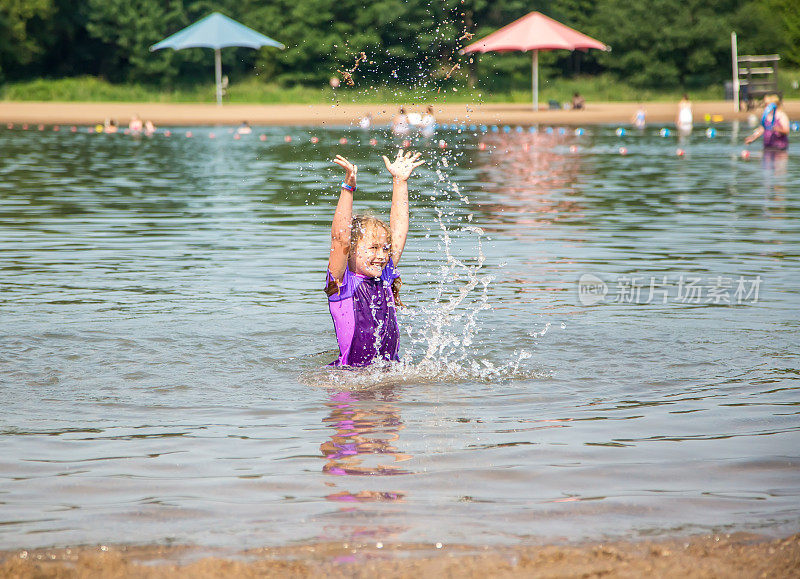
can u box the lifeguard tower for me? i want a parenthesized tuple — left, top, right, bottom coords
(737, 54, 780, 110)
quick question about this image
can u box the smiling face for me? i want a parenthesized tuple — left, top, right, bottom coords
(350, 224, 390, 278)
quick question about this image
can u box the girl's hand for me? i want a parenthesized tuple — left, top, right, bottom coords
(333, 155, 357, 187)
(382, 150, 425, 181)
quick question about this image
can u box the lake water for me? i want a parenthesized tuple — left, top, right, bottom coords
(1, 122, 798, 551)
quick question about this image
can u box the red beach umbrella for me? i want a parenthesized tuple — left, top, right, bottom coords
(462, 11, 609, 111)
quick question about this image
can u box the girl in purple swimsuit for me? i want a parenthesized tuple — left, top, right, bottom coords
(325, 150, 425, 367)
(745, 94, 790, 150)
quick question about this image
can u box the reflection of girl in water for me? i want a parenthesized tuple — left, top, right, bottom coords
(745, 95, 790, 150)
(320, 390, 412, 477)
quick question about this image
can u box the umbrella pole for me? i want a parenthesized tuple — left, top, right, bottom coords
(215, 48, 222, 106)
(532, 50, 539, 111)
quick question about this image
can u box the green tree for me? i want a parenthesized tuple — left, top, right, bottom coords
(85, 0, 191, 83)
(0, 0, 54, 79)
(589, 0, 744, 88)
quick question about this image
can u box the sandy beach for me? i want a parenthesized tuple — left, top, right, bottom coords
(1, 533, 798, 578)
(2, 100, 798, 127)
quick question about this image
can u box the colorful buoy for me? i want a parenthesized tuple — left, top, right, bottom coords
(574, 128, 584, 136)
(402, 139, 411, 147)
(259, 134, 267, 141)
(209, 132, 215, 139)
(659, 128, 670, 137)
(569, 145, 578, 153)
(478, 142, 487, 151)
(339, 137, 347, 145)
(676, 148, 685, 157)
(284, 135, 292, 142)
(369, 138, 377, 146)
(70, 126, 77, 132)
(164, 130, 171, 137)
(615, 127, 626, 137)
(311, 136, 319, 144)
(705, 128, 716, 138)
(619, 147, 628, 155)
(233, 134, 240, 140)
(741, 150, 750, 160)
(438, 140, 447, 149)
(186, 131, 193, 138)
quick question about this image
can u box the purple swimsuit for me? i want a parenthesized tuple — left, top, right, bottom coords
(327, 260, 400, 367)
(762, 104, 789, 150)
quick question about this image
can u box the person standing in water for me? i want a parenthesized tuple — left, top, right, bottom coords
(128, 114, 143, 133)
(391, 107, 410, 136)
(745, 94, 790, 150)
(676, 94, 693, 134)
(419, 106, 436, 139)
(325, 150, 425, 367)
(632, 104, 646, 130)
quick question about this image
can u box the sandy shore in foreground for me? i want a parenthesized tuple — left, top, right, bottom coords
(2, 533, 798, 578)
(2, 100, 799, 127)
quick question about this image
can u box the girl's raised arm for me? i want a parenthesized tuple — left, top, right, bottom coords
(383, 150, 424, 265)
(329, 155, 357, 282)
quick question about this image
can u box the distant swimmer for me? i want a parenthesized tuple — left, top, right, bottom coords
(237, 121, 252, 135)
(419, 105, 436, 138)
(391, 107, 410, 137)
(129, 114, 143, 133)
(632, 105, 646, 130)
(676, 94, 693, 134)
(103, 118, 119, 133)
(325, 149, 425, 367)
(744, 94, 789, 150)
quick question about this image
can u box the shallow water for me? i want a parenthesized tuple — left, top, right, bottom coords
(1, 123, 799, 550)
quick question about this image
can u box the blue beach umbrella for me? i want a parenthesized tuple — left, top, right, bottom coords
(150, 12, 285, 106)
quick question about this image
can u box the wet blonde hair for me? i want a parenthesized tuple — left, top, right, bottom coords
(764, 94, 781, 106)
(325, 214, 404, 305)
(350, 214, 391, 250)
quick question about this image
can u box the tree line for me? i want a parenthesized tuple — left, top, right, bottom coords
(1, 0, 797, 92)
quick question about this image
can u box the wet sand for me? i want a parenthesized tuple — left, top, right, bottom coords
(2, 100, 798, 127)
(2, 533, 798, 578)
